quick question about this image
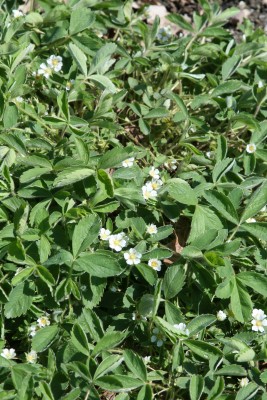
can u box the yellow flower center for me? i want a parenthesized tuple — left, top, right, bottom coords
(52, 59, 59, 66)
(129, 253, 136, 260)
(151, 261, 158, 268)
(255, 320, 263, 327)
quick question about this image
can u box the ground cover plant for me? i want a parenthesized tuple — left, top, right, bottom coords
(0, 0, 266, 398)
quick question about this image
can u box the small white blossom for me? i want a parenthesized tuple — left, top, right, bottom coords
(239, 377, 249, 388)
(47, 55, 63, 72)
(122, 157, 135, 168)
(37, 316, 50, 328)
(151, 328, 166, 347)
(109, 233, 127, 252)
(132, 313, 147, 321)
(150, 179, 163, 191)
(1, 348, 16, 359)
(258, 80, 264, 88)
(251, 309, 267, 332)
(146, 224, 158, 235)
(148, 259, 162, 272)
(246, 218, 256, 223)
(156, 26, 172, 43)
(217, 310, 227, 321)
(206, 151, 211, 159)
(124, 248, 142, 265)
(26, 350, 37, 364)
(14, 96, 23, 103)
(12, 9, 23, 18)
(143, 356, 151, 364)
(66, 79, 75, 91)
(173, 323, 189, 336)
(246, 143, 256, 154)
(38, 63, 52, 79)
(99, 228, 111, 241)
(29, 325, 37, 337)
(149, 167, 160, 180)
(142, 183, 158, 201)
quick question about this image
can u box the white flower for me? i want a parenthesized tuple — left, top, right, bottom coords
(149, 167, 160, 180)
(246, 143, 256, 154)
(148, 259, 162, 272)
(99, 228, 111, 241)
(47, 55, 63, 72)
(142, 183, 158, 201)
(173, 323, 189, 336)
(14, 96, 23, 103)
(146, 224, 158, 235)
(109, 233, 128, 252)
(38, 63, 52, 79)
(29, 325, 37, 337)
(217, 310, 227, 321)
(206, 151, 211, 159)
(132, 312, 147, 321)
(66, 79, 75, 91)
(124, 248, 142, 265)
(12, 9, 24, 18)
(143, 356, 151, 364)
(1, 348, 16, 359)
(251, 309, 267, 332)
(122, 157, 135, 168)
(239, 377, 249, 388)
(37, 316, 50, 328)
(156, 26, 172, 42)
(110, 285, 117, 292)
(26, 350, 37, 364)
(164, 159, 177, 170)
(151, 328, 166, 347)
(150, 179, 163, 191)
(258, 80, 264, 88)
(246, 218, 256, 223)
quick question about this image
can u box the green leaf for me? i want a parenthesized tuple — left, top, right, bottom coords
(97, 169, 114, 197)
(74, 252, 123, 277)
(163, 263, 186, 300)
(240, 181, 267, 223)
(137, 385, 153, 400)
(11, 267, 34, 286)
(222, 55, 241, 81)
(207, 377, 225, 400)
(184, 340, 223, 359)
(211, 80, 242, 97)
(135, 263, 157, 286)
(94, 355, 123, 380)
(236, 383, 259, 400)
(72, 214, 101, 257)
(168, 179, 198, 205)
(71, 324, 91, 356)
(147, 225, 173, 243)
(3, 105, 18, 129)
(230, 278, 252, 323)
(92, 331, 127, 356)
(123, 350, 147, 382)
(214, 365, 247, 376)
(4, 282, 34, 318)
(69, 42, 87, 76)
(69, 8, 95, 36)
(203, 190, 239, 224)
(187, 314, 216, 337)
(32, 326, 58, 352)
(0, 132, 27, 156)
(167, 14, 194, 32)
(89, 74, 117, 94)
(237, 272, 267, 296)
(143, 107, 169, 119)
(88, 43, 117, 75)
(98, 147, 130, 169)
(53, 168, 94, 188)
(37, 265, 55, 287)
(95, 375, 143, 392)
(212, 158, 235, 182)
(189, 375, 204, 400)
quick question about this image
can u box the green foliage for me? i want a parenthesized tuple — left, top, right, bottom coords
(0, 0, 266, 399)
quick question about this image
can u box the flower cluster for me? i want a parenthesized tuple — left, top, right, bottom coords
(29, 315, 50, 337)
(142, 167, 163, 201)
(38, 55, 63, 78)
